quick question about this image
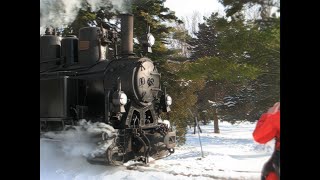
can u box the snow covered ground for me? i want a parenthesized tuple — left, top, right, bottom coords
(40, 121, 275, 180)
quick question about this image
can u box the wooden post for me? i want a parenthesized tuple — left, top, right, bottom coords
(213, 107, 220, 133)
(188, 109, 204, 158)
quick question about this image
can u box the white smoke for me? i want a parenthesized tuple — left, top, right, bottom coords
(40, 0, 130, 34)
(40, 0, 82, 34)
(86, 0, 127, 12)
(78, 119, 117, 158)
(41, 119, 117, 158)
(40, 120, 119, 179)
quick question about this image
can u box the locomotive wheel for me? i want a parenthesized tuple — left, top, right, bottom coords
(150, 142, 169, 160)
(86, 156, 108, 165)
(107, 144, 125, 166)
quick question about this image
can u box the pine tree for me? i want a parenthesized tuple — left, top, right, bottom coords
(219, 0, 280, 21)
(184, 11, 279, 123)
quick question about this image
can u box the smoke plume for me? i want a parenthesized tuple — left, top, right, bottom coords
(40, 119, 119, 180)
(40, 0, 130, 34)
(41, 119, 117, 158)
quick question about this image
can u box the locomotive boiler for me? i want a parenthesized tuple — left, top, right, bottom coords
(40, 14, 175, 165)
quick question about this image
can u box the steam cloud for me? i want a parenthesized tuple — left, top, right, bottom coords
(41, 119, 117, 158)
(40, 0, 130, 34)
(40, 119, 118, 180)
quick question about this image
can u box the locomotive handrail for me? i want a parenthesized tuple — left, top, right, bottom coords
(41, 70, 77, 75)
(76, 70, 105, 76)
(40, 58, 61, 64)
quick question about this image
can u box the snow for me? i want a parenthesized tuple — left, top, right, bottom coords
(41, 121, 275, 180)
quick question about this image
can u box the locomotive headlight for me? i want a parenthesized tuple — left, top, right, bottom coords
(165, 95, 172, 106)
(147, 33, 155, 47)
(119, 92, 128, 105)
(112, 92, 128, 106)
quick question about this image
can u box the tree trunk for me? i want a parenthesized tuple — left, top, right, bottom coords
(203, 113, 207, 125)
(213, 108, 220, 133)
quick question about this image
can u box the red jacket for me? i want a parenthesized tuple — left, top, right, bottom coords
(253, 111, 280, 150)
(253, 111, 280, 180)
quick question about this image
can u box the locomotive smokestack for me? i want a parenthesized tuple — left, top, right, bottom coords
(120, 14, 134, 56)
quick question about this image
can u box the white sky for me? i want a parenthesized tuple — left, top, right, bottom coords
(164, 0, 280, 22)
(164, 0, 225, 20)
(41, 121, 274, 179)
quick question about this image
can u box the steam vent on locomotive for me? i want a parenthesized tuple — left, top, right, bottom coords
(40, 14, 176, 165)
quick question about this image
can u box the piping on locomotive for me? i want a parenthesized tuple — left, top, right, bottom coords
(40, 14, 175, 165)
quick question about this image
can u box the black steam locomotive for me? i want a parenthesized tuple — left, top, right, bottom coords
(40, 14, 175, 165)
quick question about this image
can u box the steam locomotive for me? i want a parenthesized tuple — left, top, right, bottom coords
(40, 14, 175, 165)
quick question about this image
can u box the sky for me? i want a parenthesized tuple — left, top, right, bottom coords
(164, 0, 280, 23)
(40, 121, 274, 180)
(164, 0, 225, 20)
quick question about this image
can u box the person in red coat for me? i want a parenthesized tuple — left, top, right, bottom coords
(253, 102, 280, 180)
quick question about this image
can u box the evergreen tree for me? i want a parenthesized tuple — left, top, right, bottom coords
(219, 0, 280, 21)
(178, 56, 260, 125)
(166, 21, 192, 60)
(130, 0, 182, 62)
(161, 60, 206, 144)
(213, 17, 280, 121)
(186, 11, 279, 123)
(188, 13, 222, 60)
